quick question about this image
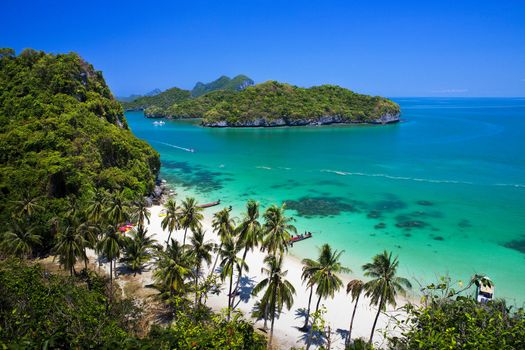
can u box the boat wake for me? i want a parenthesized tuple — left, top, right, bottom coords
(321, 169, 476, 185)
(155, 141, 195, 153)
(256, 166, 272, 170)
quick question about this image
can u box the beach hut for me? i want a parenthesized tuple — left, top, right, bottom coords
(475, 276, 494, 303)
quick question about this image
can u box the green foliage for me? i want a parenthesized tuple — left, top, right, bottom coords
(389, 298, 525, 350)
(172, 81, 400, 125)
(0, 48, 160, 236)
(122, 87, 191, 111)
(191, 74, 254, 97)
(0, 259, 138, 348)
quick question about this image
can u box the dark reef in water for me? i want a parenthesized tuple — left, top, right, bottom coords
(458, 219, 472, 228)
(374, 222, 386, 229)
(162, 160, 227, 193)
(432, 236, 445, 241)
(417, 200, 434, 206)
(367, 210, 382, 219)
(284, 196, 359, 217)
(504, 237, 525, 254)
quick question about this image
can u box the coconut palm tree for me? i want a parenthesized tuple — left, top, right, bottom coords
(345, 279, 365, 347)
(188, 227, 214, 306)
(97, 226, 124, 291)
(179, 197, 203, 247)
(10, 192, 43, 219)
(209, 207, 235, 277)
(305, 244, 350, 350)
(362, 250, 412, 345)
(53, 223, 88, 276)
(154, 239, 191, 296)
(262, 204, 296, 256)
(86, 188, 108, 223)
(219, 235, 246, 320)
(252, 254, 295, 347)
(1, 220, 42, 258)
(121, 226, 157, 275)
(131, 197, 150, 229)
(232, 200, 262, 306)
(105, 190, 130, 228)
(300, 256, 321, 330)
(161, 198, 180, 245)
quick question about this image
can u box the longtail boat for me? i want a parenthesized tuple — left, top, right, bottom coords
(198, 199, 221, 208)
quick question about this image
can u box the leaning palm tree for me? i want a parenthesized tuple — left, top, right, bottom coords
(209, 207, 235, 277)
(131, 197, 151, 229)
(179, 197, 203, 247)
(121, 226, 157, 275)
(53, 224, 88, 276)
(232, 200, 262, 306)
(262, 204, 296, 256)
(300, 256, 321, 330)
(1, 220, 42, 258)
(362, 250, 412, 345)
(161, 198, 180, 245)
(219, 235, 246, 320)
(252, 254, 296, 347)
(97, 226, 124, 291)
(188, 226, 215, 306)
(153, 239, 191, 296)
(345, 279, 365, 347)
(305, 244, 350, 350)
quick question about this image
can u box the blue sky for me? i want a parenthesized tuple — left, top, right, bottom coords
(3, 0, 525, 97)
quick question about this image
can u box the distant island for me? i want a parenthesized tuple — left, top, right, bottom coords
(121, 77, 400, 127)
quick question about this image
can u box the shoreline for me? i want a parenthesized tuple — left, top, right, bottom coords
(139, 189, 412, 349)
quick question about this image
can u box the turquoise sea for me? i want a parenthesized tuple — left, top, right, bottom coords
(125, 98, 525, 304)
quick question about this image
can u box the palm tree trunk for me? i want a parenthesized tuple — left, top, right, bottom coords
(268, 281, 278, 348)
(183, 227, 188, 247)
(227, 268, 233, 320)
(209, 243, 222, 279)
(368, 295, 384, 345)
(346, 294, 360, 347)
(232, 246, 248, 308)
(166, 229, 173, 245)
(194, 266, 200, 307)
(302, 285, 314, 329)
(306, 294, 323, 350)
(109, 258, 113, 299)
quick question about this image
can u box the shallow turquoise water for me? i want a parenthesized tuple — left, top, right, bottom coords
(126, 98, 525, 304)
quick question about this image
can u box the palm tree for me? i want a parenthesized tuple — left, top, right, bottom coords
(131, 197, 150, 229)
(105, 190, 130, 228)
(362, 250, 412, 345)
(305, 244, 350, 350)
(262, 204, 296, 256)
(300, 257, 321, 330)
(10, 192, 43, 219)
(252, 254, 295, 347)
(345, 279, 365, 347)
(232, 200, 262, 306)
(153, 239, 191, 296)
(209, 207, 235, 277)
(179, 197, 203, 247)
(121, 226, 157, 275)
(1, 221, 42, 258)
(219, 235, 246, 320)
(53, 223, 88, 276)
(97, 226, 124, 291)
(161, 198, 180, 245)
(188, 227, 214, 306)
(86, 188, 108, 223)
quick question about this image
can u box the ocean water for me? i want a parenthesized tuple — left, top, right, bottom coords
(125, 98, 525, 304)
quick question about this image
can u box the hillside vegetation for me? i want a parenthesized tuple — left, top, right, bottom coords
(0, 48, 159, 235)
(191, 74, 254, 97)
(171, 81, 400, 126)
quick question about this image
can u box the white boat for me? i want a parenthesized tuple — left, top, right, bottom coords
(153, 120, 165, 126)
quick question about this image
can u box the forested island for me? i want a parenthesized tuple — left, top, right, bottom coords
(122, 77, 400, 127)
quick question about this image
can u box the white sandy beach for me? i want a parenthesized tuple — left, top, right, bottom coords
(133, 200, 410, 349)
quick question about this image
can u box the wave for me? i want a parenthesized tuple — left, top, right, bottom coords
(495, 183, 525, 188)
(155, 141, 194, 153)
(256, 166, 272, 170)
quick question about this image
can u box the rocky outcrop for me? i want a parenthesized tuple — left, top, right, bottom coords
(202, 112, 400, 128)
